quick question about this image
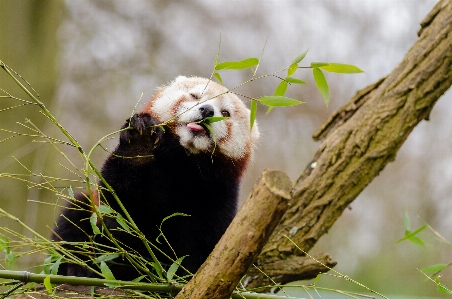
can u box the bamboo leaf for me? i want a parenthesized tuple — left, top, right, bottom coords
(403, 211, 411, 230)
(313, 273, 322, 284)
(274, 81, 288, 97)
(6, 252, 16, 264)
(43, 276, 52, 293)
(213, 72, 223, 84)
(151, 262, 164, 279)
(100, 261, 116, 281)
(166, 256, 186, 281)
(250, 100, 257, 130)
(285, 77, 307, 84)
(259, 96, 304, 107)
(68, 186, 75, 199)
(437, 282, 452, 294)
(215, 58, 259, 70)
(116, 214, 131, 232)
(292, 49, 308, 64)
(90, 213, 101, 235)
(50, 257, 62, 275)
(422, 263, 448, 273)
(214, 34, 221, 67)
(266, 106, 274, 115)
(311, 62, 330, 68)
(98, 205, 113, 215)
(202, 116, 229, 124)
(287, 63, 298, 76)
(313, 68, 330, 106)
(396, 225, 427, 244)
(320, 63, 363, 73)
(43, 256, 52, 274)
(93, 254, 120, 264)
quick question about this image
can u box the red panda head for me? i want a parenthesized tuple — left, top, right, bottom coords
(140, 76, 259, 163)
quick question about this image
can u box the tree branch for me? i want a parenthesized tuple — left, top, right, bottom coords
(245, 0, 452, 288)
(175, 170, 292, 299)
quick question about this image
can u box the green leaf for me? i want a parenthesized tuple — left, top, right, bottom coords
(396, 225, 427, 244)
(93, 254, 120, 264)
(202, 116, 229, 124)
(90, 213, 101, 235)
(250, 100, 257, 130)
(213, 72, 222, 84)
(132, 275, 147, 282)
(285, 77, 307, 84)
(266, 106, 274, 115)
(292, 49, 308, 64)
(68, 186, 75, 199)
(1, 237, 10, 254)
(43, 256, 52, 274)
(100, 261, 116, 281)
(215, 58, 259, 70)
(422, 263, 448, 273)
(258, 96, 304, 107)
(403, 211, 411, 230)
(166, 256, 186, 281)
(274, 81, 288, 97)
(287, 63, 298, 76)
(98, 205, 113, 215)
(44, 276, 52, 293)
(313, 273, 322, 284)
(50, 257, 62, 275)
(320, 63, 363, 73)
(437, 283, 452, 294)
(313, 68, 330, 106)
(116, 214, 131, 232)
(214, 33, 221, 67)
(311, 62, 330, 68)
(151, 262, 164, 279)
(203, 122, 218, 155)
(6, 252, 16, 264)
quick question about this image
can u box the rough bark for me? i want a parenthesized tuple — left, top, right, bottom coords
(175, 170, 292, 299)
(245, 0, 452, 289)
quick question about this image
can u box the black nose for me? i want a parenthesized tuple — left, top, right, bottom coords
(199, 104, 215, 119)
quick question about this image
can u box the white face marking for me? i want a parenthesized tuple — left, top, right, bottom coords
(142, 76, 260, 159)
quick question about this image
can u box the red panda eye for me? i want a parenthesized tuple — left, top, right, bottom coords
(190, 93, 200, 100)
(221, 110, 230, 117)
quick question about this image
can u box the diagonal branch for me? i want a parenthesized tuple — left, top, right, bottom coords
(245, 0, 452, 288)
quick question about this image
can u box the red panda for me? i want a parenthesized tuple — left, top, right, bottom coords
(52, 76, 259, 280)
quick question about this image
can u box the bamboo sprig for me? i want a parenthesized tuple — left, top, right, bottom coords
(0, 60, 165, 278)
(0, 270, 304, 299)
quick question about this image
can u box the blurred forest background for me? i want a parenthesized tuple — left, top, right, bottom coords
(0, 0, 451, 298)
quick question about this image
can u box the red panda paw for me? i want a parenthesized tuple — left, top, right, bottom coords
(119, 113, 162, 145)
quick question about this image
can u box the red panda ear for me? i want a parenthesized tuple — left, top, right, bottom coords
(175, 76, 188, 83)
(138, 87, 166, 121)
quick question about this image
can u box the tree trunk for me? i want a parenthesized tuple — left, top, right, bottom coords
(244, 0, 452, 289)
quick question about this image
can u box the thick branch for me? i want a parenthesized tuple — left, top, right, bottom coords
(175, 170, 292, 299)
(246, 0, 452, 288)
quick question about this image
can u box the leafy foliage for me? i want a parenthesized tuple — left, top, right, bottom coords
(212, 49, 362, 127)
(398, 212, 452, 294)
